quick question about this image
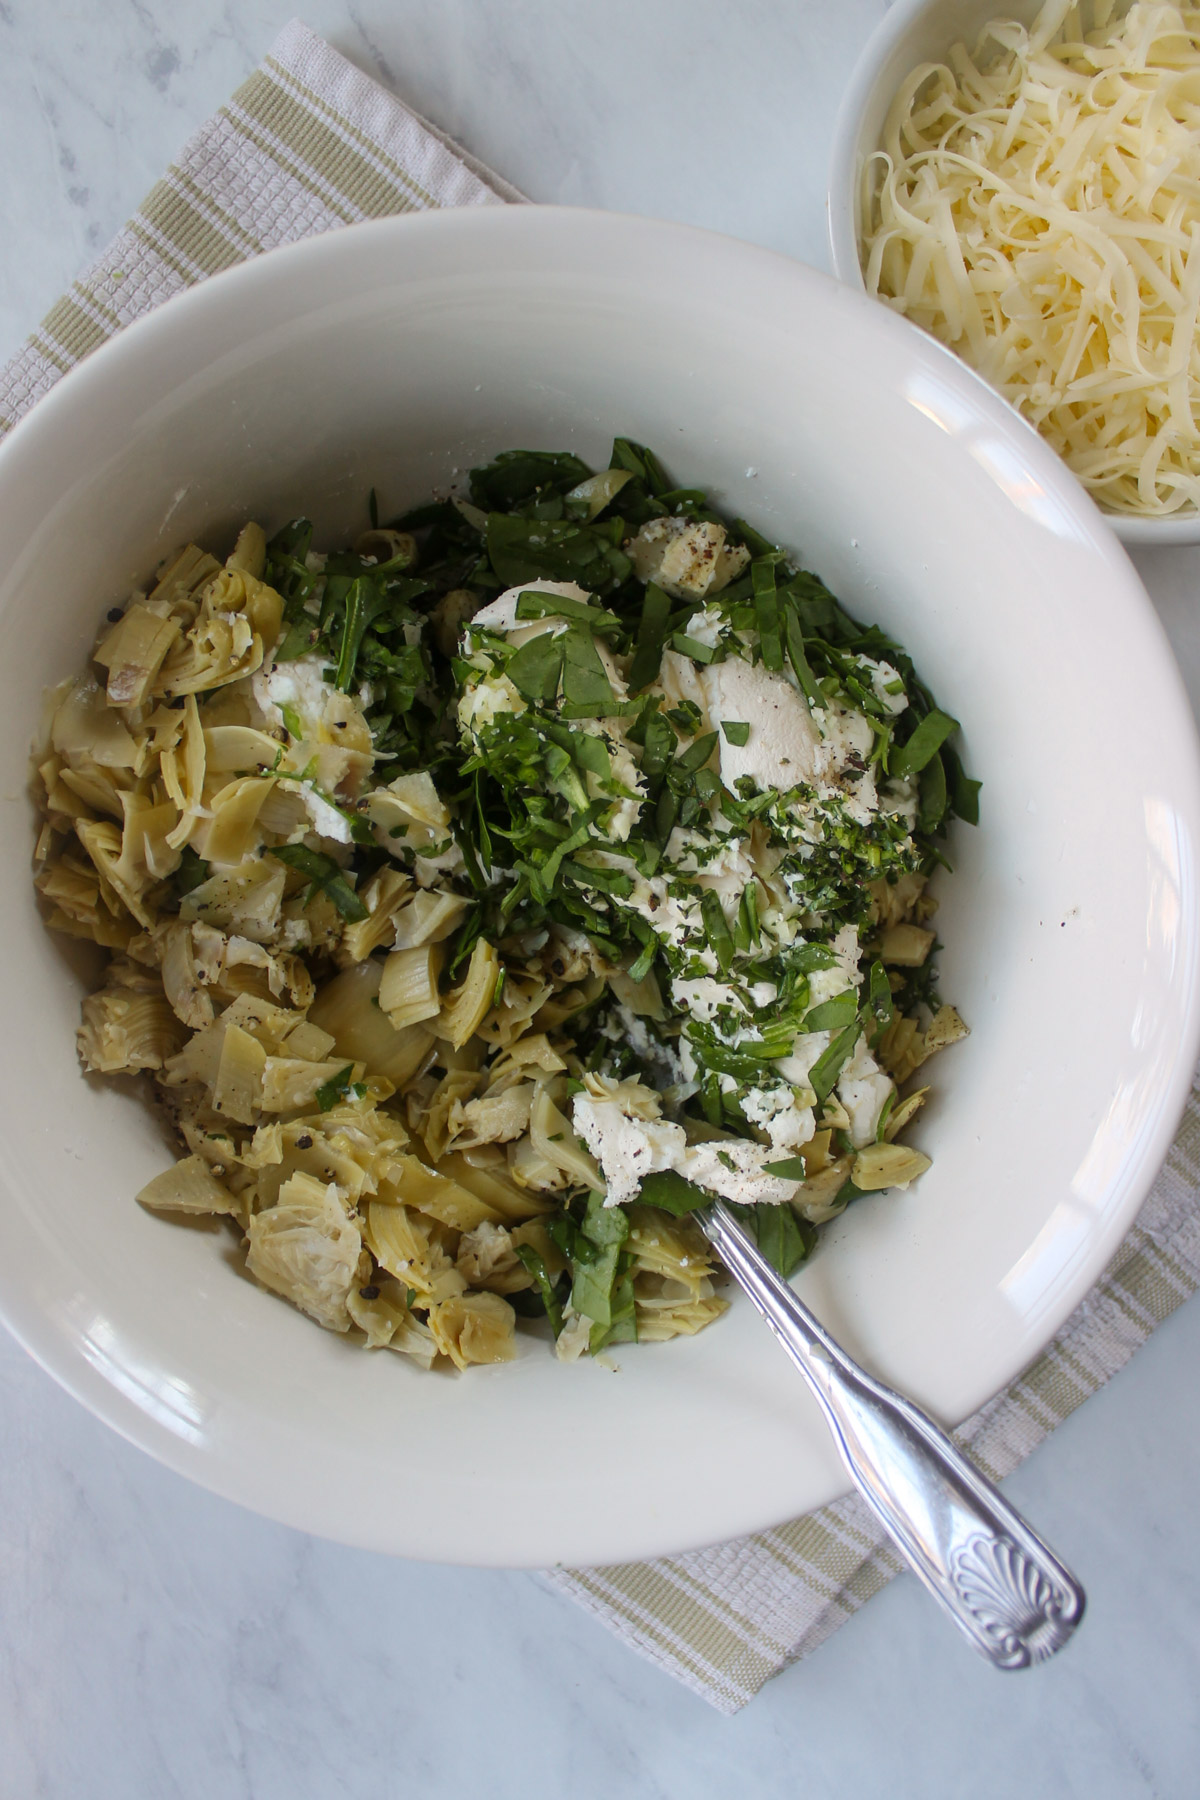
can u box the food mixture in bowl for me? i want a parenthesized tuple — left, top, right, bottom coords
(31, 441, 973, 1370)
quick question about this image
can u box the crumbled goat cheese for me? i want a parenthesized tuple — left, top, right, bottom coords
(573, 1092, 803, 1209)
(858, 655, 909, 716)
(819, 702, 881, 823)
(807, 925, 862, 1008)
(830, 923, 861, 983)
(681, 1137, 800, 1206)
(837, 1038, 895, 1148)
(589, 732, 644, 841)
(881, 777, 919, 827)
(661, 826, 756, 914)
(252, 655, 335, 736)
(572, 1095, 687, 1206)
(699, 655, 888, 824)
(807, 964, 859, 1009)
(684, 607, 725, 648)
(625, 873, 693, 949)
(611, 1005, 686, 1088)
(741, 1085, 817, 1152)
(288, 784, 353, 845)
(775, 1031, 834, 1088)
(671, 976, 741, 1022)
(654, 647, 712, 728)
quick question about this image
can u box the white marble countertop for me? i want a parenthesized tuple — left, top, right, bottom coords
(3, 2, 1200, 1794)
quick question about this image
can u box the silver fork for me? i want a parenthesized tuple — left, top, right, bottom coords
(700, 1198, 1086, 1668)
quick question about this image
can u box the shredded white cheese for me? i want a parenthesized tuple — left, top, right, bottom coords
(861, 1, 1200, 517)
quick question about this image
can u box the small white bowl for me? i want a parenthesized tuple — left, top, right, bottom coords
(827, 0, 1200, 546)
(1, 206, 1198, 1567)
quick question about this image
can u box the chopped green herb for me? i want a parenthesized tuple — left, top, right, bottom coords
(316, 1065, 362, 1110)
(172, 846, 211, 900)
(808, 1023, 862, 1105)
(266, 844, 368, 922)
(514, 1243, 565, 1336)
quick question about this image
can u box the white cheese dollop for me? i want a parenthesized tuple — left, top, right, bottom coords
(680, 1137, 801, 1207)
(701, 657, 820, 793)
(775, 1031, 833, 1089)
(468, 579, 591, 643)
(684, 606, 725, 649)
(807, 924, 862, 1009)
(654, 647, 711, 729)
(624, 872, 694, 949)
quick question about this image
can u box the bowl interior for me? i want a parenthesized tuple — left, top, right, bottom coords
(826, 0, 1200, 545)
(0, 207, 1197, 1565)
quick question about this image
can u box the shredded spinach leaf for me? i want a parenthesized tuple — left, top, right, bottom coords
(267, 844, 369, 922)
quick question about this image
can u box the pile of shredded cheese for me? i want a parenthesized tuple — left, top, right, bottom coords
(861, 1, 1200, 517)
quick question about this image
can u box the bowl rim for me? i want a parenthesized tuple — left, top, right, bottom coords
(825, 0, 1200, 546)
(2, 202, 1200, 1564)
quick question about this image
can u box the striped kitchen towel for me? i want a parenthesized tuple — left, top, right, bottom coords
(0, 19, 522, 435)
(3, 18, 1198, 1715)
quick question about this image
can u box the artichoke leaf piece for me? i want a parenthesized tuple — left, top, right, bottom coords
(851, 1142, 932, 1191)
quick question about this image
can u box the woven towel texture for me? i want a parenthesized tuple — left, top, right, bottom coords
(3, 18, 1196, 1716)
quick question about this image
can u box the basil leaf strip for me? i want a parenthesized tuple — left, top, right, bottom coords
(506, 633, 563, 703)
(636, 1170, 712, 1215)
(808, 1021, 862, 1104)
(803, 989, 859, 1032)
(753, 561, 783, 672)
(891, 707, 959, 776)
(267, 844, 368, 922)
(514, 1244, 565, 1337)
(700, 889, 735, 973)
(513, 589, 622, 637)
(629, 583, 673, 692)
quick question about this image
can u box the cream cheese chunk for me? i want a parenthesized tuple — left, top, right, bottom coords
(701, 657, 821, 792)
(468, 579, 591, 642)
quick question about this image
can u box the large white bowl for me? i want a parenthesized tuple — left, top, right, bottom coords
(1, 206, 1198, 1568)
(827, 0, 1200, 547)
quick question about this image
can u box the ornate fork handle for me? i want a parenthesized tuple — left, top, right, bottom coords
(701, 1199, 1086, 1668)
